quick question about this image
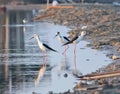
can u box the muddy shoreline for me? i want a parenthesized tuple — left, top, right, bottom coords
(37, 4, 120, 56)
(36, 4, 120, 70)
(4, 4, 120, 94)
(35, 3, 120, 94)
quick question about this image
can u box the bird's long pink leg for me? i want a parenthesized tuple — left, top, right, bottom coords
(65, 46, 66, 58)
(62, 45, 69, 55)
(74, 43, 77, 74)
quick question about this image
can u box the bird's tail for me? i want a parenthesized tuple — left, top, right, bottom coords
(62, 41, 71, 46)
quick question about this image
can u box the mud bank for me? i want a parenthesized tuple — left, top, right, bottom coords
(35, 3, 120, 94)
(37, 3, 120, 67)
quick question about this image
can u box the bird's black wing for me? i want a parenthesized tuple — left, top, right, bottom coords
(63, 36, 78, 46)
(63, 36, 70, 42)
(43, 43, 57, 52)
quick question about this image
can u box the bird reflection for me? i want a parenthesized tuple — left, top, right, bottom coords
(30, 34, 57, 86)
(63, 30, 87, 74)
(35, 65, 46, 86)
(57, 57, 70, 77)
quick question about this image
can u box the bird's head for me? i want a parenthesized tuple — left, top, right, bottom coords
(55, 32, 60, 37)
(30, 34, 39, 40)
(33, 34, 39, 39)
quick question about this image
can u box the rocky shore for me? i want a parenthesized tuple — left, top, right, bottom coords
(35, 3, 120, 94)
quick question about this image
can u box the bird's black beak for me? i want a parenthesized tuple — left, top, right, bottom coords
(29, 36, 34, 40)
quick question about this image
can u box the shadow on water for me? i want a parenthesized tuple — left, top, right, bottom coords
(0, 10, 112, 94)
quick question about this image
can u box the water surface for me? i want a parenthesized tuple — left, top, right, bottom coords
(0, 10, 111, 94)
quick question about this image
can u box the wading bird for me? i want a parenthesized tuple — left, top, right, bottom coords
(30, 34, 57, 86)
(63, 31, 86, 45)
(55, 32, 70, 55)
(30, 34, 57, 63)
(63, 31, 86, 74)
(31, 34, 57, 52)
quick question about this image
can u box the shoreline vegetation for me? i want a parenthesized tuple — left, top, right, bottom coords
(3, 3, 120, 94)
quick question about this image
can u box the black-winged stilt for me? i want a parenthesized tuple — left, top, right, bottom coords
(30, 34, 57, 63)
(55, 32, 70, 55)
(30, 34, 57, 86)
(63, 31, 86, 74)
(31, 34, 57, 52)
(63, 31, 86, 46)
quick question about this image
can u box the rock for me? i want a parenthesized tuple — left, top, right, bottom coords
(111, 55, 120, 60)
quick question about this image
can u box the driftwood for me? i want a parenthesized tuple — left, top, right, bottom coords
(32, 5, 74, 21)
(32, 13, 55, 21)
(75, 70, 120, 80)
(47, 5, 75, 10)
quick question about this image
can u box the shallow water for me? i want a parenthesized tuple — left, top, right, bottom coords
(0, 11, 111, 94)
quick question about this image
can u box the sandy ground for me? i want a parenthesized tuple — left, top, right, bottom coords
(34, 3, 120, 94)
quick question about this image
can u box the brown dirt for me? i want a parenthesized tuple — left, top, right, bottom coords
(37, 4, 120, 50)
(38, 3, 120, 69)
(35, 3, 120, 94)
